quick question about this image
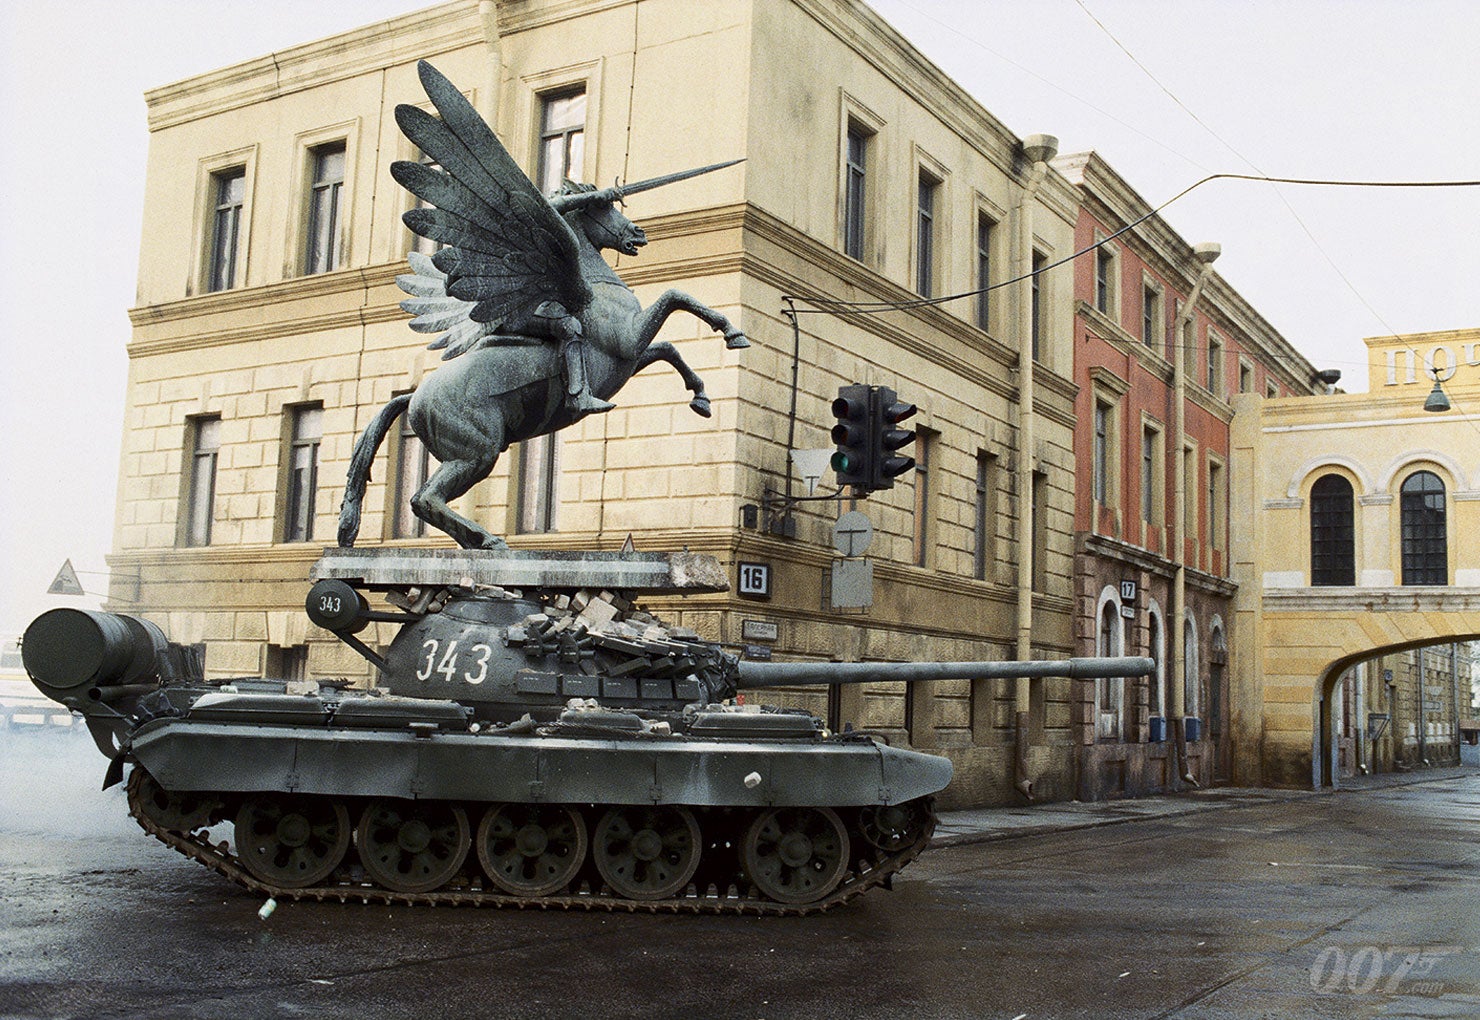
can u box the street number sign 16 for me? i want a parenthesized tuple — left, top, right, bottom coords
(738, 561, 771, 598)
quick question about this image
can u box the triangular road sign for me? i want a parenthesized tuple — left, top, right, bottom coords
(48, 559, 85, 596)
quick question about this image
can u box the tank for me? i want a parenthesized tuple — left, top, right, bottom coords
(22, 572, 1151, 915)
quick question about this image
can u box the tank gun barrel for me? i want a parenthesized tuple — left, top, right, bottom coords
(735, 655, 1155, 690)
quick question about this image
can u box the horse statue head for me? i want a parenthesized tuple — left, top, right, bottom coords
(552, 180, 648, 257)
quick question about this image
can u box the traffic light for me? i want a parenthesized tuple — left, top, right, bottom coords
(831, 384, 873, 489)
(871, 386, 917, 490)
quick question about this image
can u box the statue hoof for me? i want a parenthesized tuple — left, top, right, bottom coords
(724, 330, 750, 349)
(568, 394, 616, 414)
(689, 396, 712, 418)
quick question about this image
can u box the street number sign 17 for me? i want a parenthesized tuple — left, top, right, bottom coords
(738, 561, 771, 599)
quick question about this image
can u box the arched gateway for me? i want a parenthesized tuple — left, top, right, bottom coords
(1244, 589, 1480, 787)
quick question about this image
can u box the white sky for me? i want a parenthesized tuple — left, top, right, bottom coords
(1, 0, 1476, 634)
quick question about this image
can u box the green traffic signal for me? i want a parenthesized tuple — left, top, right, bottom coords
(831, 384, 872, 488)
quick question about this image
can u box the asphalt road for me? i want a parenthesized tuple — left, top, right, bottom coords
(2, 728, 1476, 1020)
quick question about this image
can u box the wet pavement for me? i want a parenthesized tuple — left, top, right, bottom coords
(2, 727, 1476, 1020)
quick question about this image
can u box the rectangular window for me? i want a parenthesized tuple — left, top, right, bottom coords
(305, 143, 345, 274)
(392, 411, 430, 538)
(536, 89, 586, 195)
(1207, 332, 1224, 395)
(1171, 299, 1183, 363)
(1141, 423, 1163, 525)
(284, 405, 323, 542)
(1209, 459, 1225, 550)
(183, 415, 221, 547)
(974, 451, 997, 580)
(1031, 470, 1048, 591)
(1183, 443, 1196, 540)
(1238, 360, 1253, 394)
(912, 430, 935, 567)
(208, 169, 245, 292)
(517, 433, 559, 534)
(916, 172, 937, 297)
(1142, 284, 1161, 348)
(1031, 251, 1046, 362)
(975, 213, 993, 330)
(1266, 380, 1279, 399)
(1094, 246, 1113, 314)
(844, 124, 868, 261)
(1093, 402, 1110, 506)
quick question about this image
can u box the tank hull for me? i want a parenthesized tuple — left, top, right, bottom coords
(132, 711, 951, 808)
(118, 688, 947, 915)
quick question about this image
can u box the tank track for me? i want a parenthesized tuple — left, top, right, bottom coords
(127, 773, 934, 917)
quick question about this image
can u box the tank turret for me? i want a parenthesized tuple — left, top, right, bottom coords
(22, 556, 1152, 915)
(302, 577, 1151, 721)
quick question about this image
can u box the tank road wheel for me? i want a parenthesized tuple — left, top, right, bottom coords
(857, 800, 930, 853)
(234, 795, 351, 889)
(356, 799, 471, 894)
(477, 804, 588, 897)
(592, 805, 701, 901)
(741, 806, 850, 905)
(129, 769, 222, 833)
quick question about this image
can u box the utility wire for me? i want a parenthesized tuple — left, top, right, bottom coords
(784, 172, 1480, 315)
(886, 0, 1209, 172)
(1070, 0, 1480, 425)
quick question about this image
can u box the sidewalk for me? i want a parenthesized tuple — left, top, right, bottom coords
(930, 764, 1478, 848)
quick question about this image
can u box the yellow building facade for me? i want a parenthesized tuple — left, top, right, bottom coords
(111, 0, 1095, 808)
(1230, 327, 1480, 787)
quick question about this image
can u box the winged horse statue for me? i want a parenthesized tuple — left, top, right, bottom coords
(337, 61, 746, 550)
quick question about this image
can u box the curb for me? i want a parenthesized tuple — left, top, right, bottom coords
(929, 768, 1476, 849)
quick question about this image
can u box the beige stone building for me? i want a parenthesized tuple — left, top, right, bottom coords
(110, 0, 1097, 808)
(1230, 327, 1480, 788)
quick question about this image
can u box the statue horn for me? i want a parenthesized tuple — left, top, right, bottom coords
(615, 158, 744, 199)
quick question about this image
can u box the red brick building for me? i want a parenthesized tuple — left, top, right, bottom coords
(1053, 152, 1319, 798)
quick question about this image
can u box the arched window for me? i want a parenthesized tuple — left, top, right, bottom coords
(1400, 471, 1447, 586)
(1309, 474, 1355, 585)
(1096, 590, 1124, 742)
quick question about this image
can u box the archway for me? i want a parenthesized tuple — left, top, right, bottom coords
(1243, 589, 1480, 790)
(1314, 632, 1480, 788)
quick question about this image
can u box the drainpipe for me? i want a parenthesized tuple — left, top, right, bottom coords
(477, 1, 503, 128)
(1013, 133, 1057, 802)
(1453, 643, 1462, 765)
(1170, 241, 1220, 787)
(1418, 648, 1427, 764)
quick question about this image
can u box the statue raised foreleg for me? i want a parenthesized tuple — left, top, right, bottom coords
(628, 291, 750, 354)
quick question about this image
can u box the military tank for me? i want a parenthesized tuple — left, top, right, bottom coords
(22, 556, 1151, 915)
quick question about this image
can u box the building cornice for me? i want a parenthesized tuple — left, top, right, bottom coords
(1057, 150, 1317, 395)
(740, 205, 1080, 425)
(792, 0, 1079, 224)
(145, 2, 482, 131)
(1077, 300, 1174, 384)
(1263, 587, 1480, 613)
(1079, 531, 1236, 597)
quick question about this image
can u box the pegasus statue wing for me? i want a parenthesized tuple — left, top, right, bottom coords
(392, 60, 592, 360)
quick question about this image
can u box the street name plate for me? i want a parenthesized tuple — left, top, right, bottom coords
(741, 619, 779, 642)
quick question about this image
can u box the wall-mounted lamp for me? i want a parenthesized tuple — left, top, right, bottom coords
(1423, 373, 1451, 412)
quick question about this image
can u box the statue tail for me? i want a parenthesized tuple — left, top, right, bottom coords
(337, 394, 413, 548)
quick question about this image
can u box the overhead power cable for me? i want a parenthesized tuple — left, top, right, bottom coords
(783, 173, 1480, 316)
